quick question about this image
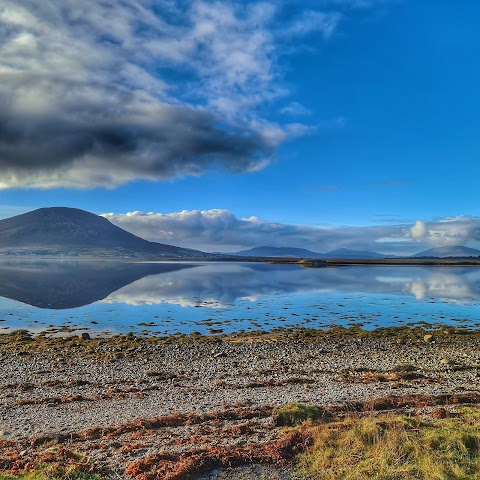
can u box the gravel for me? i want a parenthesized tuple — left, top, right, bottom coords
(1, 335, 479, 440)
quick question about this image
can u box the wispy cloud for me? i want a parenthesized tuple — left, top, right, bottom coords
(373, 214, 415, 223)
(0, 0, 362, 189)
(283, 10, 341, 37)
(368, 177, 415, 187)
(280, 102, 312, 116)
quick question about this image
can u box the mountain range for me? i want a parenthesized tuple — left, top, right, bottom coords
(232, 246, 388, 259)
(0, 208, 478, 259)
(412, 246, 480, 258)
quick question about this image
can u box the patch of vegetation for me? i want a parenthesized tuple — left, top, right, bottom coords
(0, 448, 108, 480)
(0, 464, 106, 480)
(294, 407, 480, 479)
(273, 403, 330, 427)
(1, 324, 479, 359)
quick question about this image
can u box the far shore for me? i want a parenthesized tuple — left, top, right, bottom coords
(130, 255, 480, 267)
(4, 254, 479, 267)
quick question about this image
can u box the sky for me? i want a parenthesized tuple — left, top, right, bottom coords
(0, 0, 479, 254)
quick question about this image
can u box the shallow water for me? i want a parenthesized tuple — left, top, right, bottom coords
(0, 259, 479, 336)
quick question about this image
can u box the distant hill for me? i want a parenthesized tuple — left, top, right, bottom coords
(232, 246, 386, 259)
(412, 245, 480, 258)
(232, 246, 325, 258)
(0, 207, 207, 258)
(323, 248, 387, 259)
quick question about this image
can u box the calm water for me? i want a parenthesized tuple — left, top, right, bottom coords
(0, 260, 479, 336)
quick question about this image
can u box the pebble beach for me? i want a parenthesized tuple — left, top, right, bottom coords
(1, 328, 480, 478)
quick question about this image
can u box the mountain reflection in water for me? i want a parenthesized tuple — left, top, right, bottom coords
(0, 260, 478, 310)
(0, 260, 194, 309)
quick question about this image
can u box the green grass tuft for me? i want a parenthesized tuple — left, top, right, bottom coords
(294, 407, 480, 479)
(0, 464, 106, 480)
(273, 403, 330, 427)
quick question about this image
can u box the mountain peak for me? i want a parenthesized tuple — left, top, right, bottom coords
(412, 245, 480, 258)
(232, 245, 386, 259)
(0, 207, 205, 258)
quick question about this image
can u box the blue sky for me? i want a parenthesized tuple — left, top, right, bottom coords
(1, 1, 479, 253)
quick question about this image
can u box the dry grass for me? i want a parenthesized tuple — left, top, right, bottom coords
(0, 457, 106, 480)
(294, 407, 480, 479)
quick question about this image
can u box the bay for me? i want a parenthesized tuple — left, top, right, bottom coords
(0, 260, 478, 336)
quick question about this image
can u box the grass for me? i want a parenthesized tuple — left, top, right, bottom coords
(273, 403, 330, 427)
(0, 474, 103, 480)
(0, 449, 107, 480)
(0, 464, 105, 480)
(293, 407, 480, 479)
(3, 405, 480, 479)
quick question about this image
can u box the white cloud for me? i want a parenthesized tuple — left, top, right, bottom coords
(409, 216, 480, 247)
(411, 221, 428, 240)
(102, 209, 415, 254)
(102, 209, 480, 254)
(280, 102, 312, 116)
(0, 0, 356, 189)
(283, 10, 341, 37)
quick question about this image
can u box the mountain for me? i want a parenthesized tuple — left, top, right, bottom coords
(0, 207, 207, 258)
(232, 246, 386, 259)
(323, 248, 387, 259)
(412, 246, 480, 258)
(232, 246, 325, 258)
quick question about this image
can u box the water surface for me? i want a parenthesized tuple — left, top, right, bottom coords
(0, 260, 479, 336)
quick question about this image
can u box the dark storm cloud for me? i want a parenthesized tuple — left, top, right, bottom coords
(0, 0, 343, 189)
(0, 0, 396, 189)
(0, 106, 273, 188)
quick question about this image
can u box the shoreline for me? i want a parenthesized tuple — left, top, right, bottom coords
(1, 326, 480, 478)
(2, 255, 480, 267)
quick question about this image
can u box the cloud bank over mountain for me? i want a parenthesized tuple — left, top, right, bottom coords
(102, 210, 480, 255)
(0, 0, 349, 189)
(410, 217, 480, 248)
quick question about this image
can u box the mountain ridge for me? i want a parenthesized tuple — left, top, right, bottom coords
(0, 207, 206, 258)
(232, 246, 387, 259)
(412, 245, 480, 258)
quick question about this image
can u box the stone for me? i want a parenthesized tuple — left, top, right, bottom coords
(81, 332, 91, 340)
(423, 334, 434, 343)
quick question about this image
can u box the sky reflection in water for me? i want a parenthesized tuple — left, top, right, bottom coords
(0, 260, 479, 336)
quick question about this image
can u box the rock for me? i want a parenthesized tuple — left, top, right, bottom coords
(0, 430, 10, 437)
(81, 333, 91, 340)
(393, 363, 416, 373)
(440, 358, 453, 366)
(423, 334, 434, 343)
(213, 352, 227, 358)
